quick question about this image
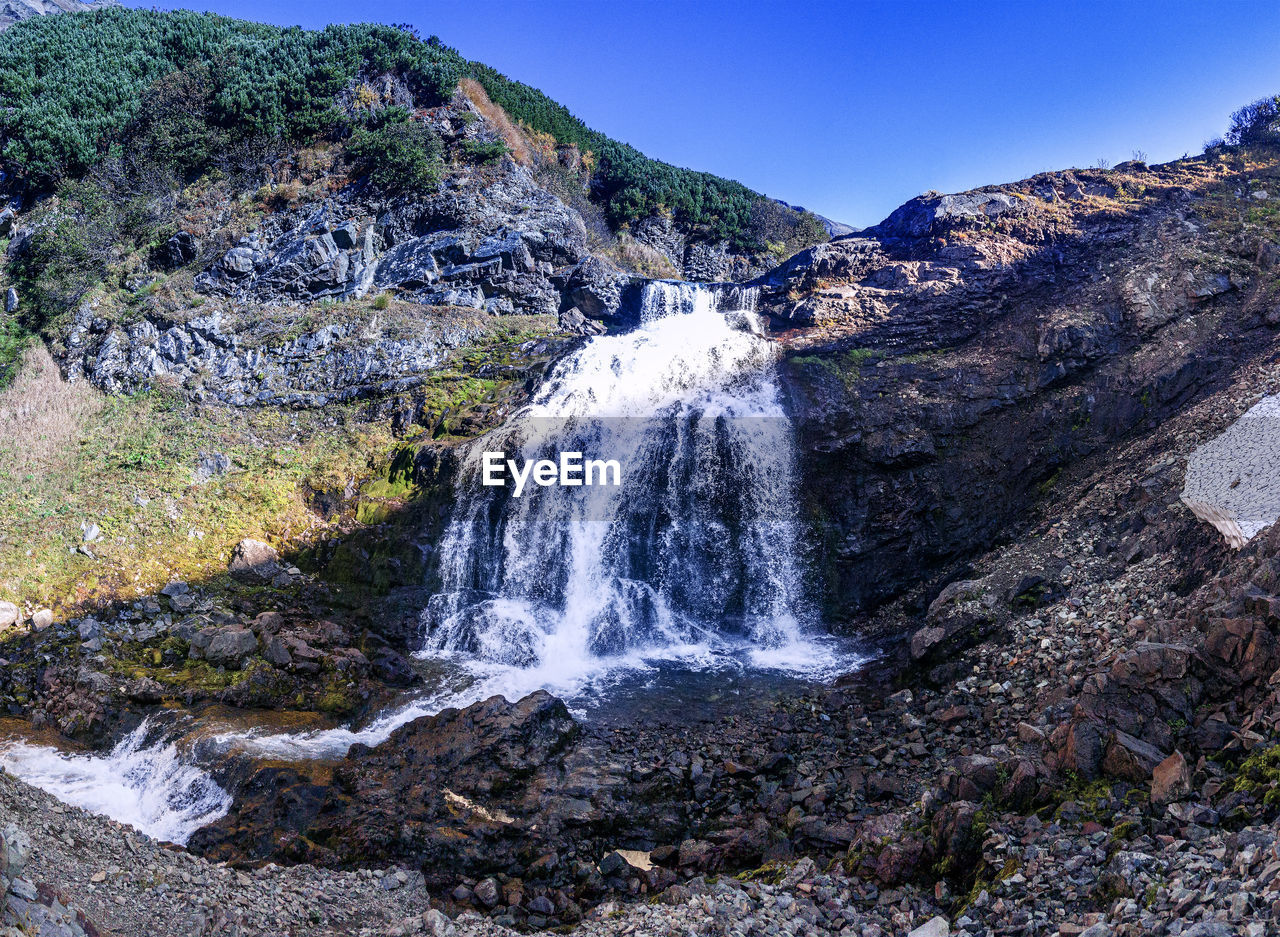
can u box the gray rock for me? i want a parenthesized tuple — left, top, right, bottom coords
(472, 877, 500, 907)
(4, 286, 16, 314)
(558, 307, 604, 336)
(1, 823, 30, 882)
(564, 256, 628, 321)
(0, 602, 19, 631)
(161, 231, 198, 269)
(220, 246, 258, 276)
(30, 608, 53, 631)
(192, 451, 232, 484)
(331, 221, 360, 249)
(229, 538, 282, 583)
(907, 916, 950, 937)
(203, 627, 257, 666)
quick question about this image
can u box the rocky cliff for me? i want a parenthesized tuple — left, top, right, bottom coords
(0, 0, 115, 32)
(763, 159, 1275, 621)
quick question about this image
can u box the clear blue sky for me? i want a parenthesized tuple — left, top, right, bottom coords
(135, 0, 1280, 227)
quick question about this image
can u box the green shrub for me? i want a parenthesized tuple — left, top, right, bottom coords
(1226, 95, 1280, 147)
(0, 8, 825, 255)
(0, 8, 465, 183)
(346, 119, 443, 193)
(460, 138, 508, 165)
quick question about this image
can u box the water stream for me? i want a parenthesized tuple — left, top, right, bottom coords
(0, 281, 862, 843)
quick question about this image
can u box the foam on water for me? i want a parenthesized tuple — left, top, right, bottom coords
(0, 722, 231, 844)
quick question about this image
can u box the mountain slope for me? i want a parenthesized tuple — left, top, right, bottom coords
(0, 0, 116, 33)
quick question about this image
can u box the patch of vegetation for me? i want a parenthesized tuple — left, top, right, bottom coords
(788, 346, 877, 392)
(0, 315, 556, 612)
(346, 117, 444, 193)
(459, 138, 508, 165)
(1231, 744, 1280, 808)
(0, 9, 463, 183)
(0, 8, 824, 258)
(1226, 95, 1280, 148)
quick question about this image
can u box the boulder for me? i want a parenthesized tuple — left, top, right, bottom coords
(221, 246, 257, 276)
(161, 231, 199, 268)
(564, 257, 626, 321)
(229, 539, 282, 583)
(908, 917, 951, 937)
(331, 221, 360, 249)
(558, 306, 605, 336)
(1181, 395, 1280, 548)
(0, 823, 30, 884)
(204, 628, 258, 667)
(1102, 730, 1167, 782)
(0, 601, 19, 631)
(30, 608, 53, 631)
(4, 286, 16, 314)
(1151, 750, 1192, 805)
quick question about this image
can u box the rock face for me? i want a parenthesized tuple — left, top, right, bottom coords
(763, 163, 1270, 616)
(60, 159, 647, 404)
(64, 298, 498, 406)
(0, 0, 118, 32)
(191, 165, 592, 316)
(1181, 394, 1280, 548)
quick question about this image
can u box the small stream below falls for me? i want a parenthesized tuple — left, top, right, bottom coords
(0, 281, 867, 844)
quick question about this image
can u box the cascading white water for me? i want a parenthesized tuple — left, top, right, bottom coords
(0, 721, 231, 844)
(414, 280, 840, 703)
(0, 280, 857, 833)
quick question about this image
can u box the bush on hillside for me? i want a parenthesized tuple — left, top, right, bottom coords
(0, 8, 465, 182)
(346, 119, 444, 193)
(1225, 95, 1280, 147)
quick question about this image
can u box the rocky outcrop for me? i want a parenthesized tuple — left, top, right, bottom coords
(193, 165, 590, 316)
(0, 0, 118, 32)
(64, 300, 499, 405)
(0, 819, 96, 936)
(190, 692, 595, 874)
(766, 162, 1272, 617)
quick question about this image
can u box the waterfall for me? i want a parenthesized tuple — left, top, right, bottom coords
(0, 721, 231, 845)
(0, 281, 855, 838)
(416, 280, 835, 700)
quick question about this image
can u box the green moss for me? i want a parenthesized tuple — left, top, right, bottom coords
(734, 862, 788, 886)
(1231, 744, 1280, 801)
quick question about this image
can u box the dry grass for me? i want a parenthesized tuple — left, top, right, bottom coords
(458, 78, 532, 166)
(0, 344, 102, 473)
(604, 233, 681, 279)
